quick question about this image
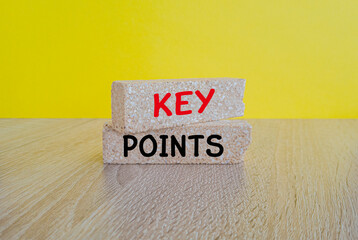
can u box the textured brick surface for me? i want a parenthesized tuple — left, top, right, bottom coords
(112, 78, 245, 133)
(103, 120, 251, 164)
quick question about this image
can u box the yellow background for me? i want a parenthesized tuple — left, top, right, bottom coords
(1, 0, 357, 118)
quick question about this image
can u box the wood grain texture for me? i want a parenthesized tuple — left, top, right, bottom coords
(0, 119, 357, 239)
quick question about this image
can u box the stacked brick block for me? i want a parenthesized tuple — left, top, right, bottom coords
(103, 78, 251, 164)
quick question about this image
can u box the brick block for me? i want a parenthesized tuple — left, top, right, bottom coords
(112, 78, 245, 133)
(103, 120, 251, 164)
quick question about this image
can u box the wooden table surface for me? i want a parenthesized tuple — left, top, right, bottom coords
(0, 119, 357, 239)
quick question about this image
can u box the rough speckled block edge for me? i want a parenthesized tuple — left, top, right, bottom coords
(103, 120, 251, 164)
(112, 78, 245, 134)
